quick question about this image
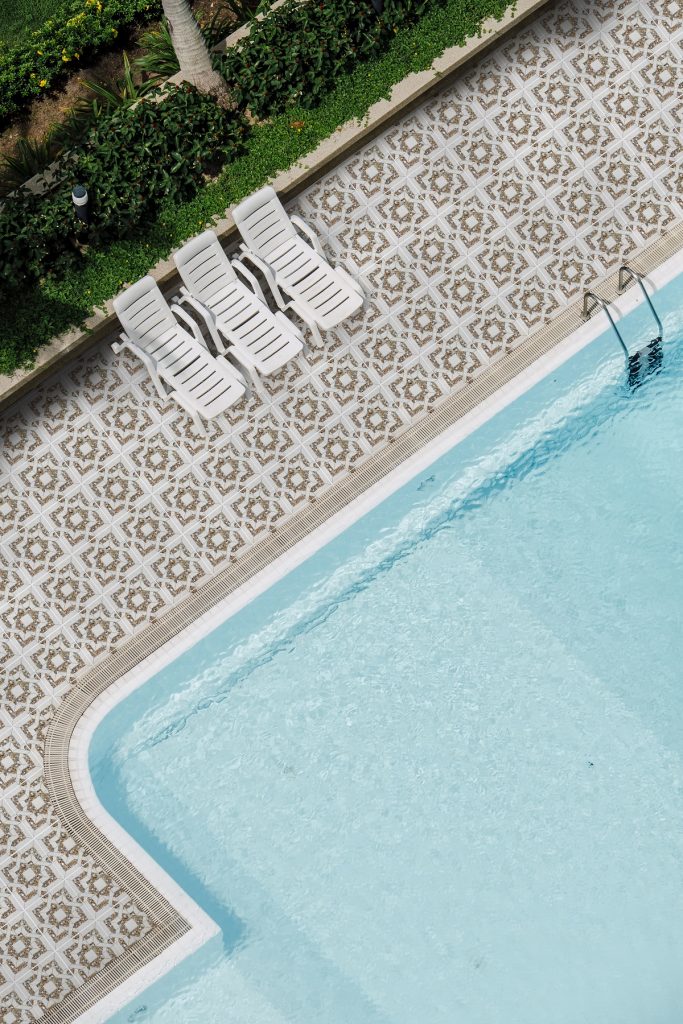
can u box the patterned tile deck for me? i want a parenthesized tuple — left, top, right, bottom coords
(2, 0, 683, 1018)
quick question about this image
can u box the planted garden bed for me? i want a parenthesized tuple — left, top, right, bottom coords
(0, 0, 230, 171)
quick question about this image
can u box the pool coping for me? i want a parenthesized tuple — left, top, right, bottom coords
(0, 0, 553, 414)
(42, 218, 683, 1024)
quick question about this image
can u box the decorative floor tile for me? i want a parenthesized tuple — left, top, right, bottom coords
(1, 0, 682, 1016)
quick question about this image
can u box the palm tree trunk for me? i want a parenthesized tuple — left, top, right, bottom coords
(161, 0, 229, 100)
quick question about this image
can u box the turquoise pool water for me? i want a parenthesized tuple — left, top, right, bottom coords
(94, 276, 683, 1024)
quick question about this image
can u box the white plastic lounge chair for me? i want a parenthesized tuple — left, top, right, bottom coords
(112, 275, 247, 430)
(173, 229, 304, 378)
(232, 185, 364, 345)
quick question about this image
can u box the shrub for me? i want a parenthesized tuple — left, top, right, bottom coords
(0, 51, 160, 193)
(0, 83, 249, 291)
(135, 18, 179, 79)
(219, 0, 436, 119)
(0, 0, 161, 123)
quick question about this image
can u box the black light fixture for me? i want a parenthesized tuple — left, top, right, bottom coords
(72, 184, 89, 224)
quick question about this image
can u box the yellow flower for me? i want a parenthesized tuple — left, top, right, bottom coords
(74, 52, 80, 58)
(39, 78, 47, 87)
(36, 49, 43, 54)
(62, 54, 71, 62)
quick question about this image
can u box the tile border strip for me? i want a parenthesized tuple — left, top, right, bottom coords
(42, 217, 683, 1023)
(0, 0, 552, 413)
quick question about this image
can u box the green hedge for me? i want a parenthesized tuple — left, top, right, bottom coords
(219, 0, 432, 119)
(0, 0, 514, 375)
(0, 0, 160, 122)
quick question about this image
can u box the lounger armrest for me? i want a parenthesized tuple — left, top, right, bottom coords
(290, 214, 325, 258)
(113, 333, 167, 401)
(239, 246, 286, 311)
(171, 300, 211, 352)
(231, 257, 266, 304)
(173, 290, 224, 353)
(275, 309, 305, 344)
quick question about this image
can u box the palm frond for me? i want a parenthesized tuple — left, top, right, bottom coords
(0, 137, 60, 197)
(135, 19, 180, 78)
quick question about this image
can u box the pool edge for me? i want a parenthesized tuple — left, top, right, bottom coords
(44, 220, 683, 1024)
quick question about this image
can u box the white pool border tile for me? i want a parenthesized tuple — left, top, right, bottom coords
(66, 243, 683, 1022)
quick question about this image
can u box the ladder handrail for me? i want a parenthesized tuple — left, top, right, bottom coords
(582, 291, 630, 359)
(618, 265, 664, 343)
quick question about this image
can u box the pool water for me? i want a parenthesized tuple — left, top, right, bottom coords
(94, 278, 683, 1024)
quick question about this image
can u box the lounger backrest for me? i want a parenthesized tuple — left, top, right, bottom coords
(232, 186, 297, 261)
(174, 230, 238, 308)
(113, 276, 176, 352)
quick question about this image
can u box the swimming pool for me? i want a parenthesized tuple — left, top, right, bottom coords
(91, 266, 683, 1024)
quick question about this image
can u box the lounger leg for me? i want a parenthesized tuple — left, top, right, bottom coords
(217, 353, 252, 398)
(308, 321, 323, 347)
(191, 409, 207, 434)
(284, 301, 323, 347)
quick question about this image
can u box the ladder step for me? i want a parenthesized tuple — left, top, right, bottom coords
(627, 337, 663, 391)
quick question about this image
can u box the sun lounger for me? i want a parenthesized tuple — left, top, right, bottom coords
(232, 186, 364, 344)
(112, 275, 247, 429)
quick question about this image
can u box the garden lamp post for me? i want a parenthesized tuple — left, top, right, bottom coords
(72, 184, 89, 224)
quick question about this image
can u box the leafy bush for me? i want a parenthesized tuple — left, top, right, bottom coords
(0, 0, 161, 122)
(219, 0, 435, 119)
(0, 83, 248, 290)
(0, 51, 159, 194)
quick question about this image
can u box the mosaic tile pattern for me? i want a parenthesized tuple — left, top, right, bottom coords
(1, 0, 683, 1017)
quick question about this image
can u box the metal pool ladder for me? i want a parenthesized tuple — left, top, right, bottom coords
(583, 265, 664, 389)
